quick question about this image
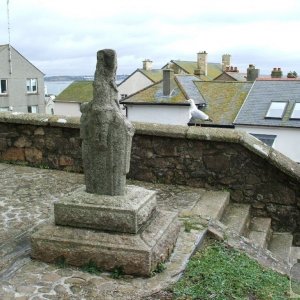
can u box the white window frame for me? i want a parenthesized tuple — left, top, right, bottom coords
(28, 105, 39, 113)
(290, 103, 300, 119)
(26, 78, 38, 93)
(0, 79, 8, 94)
(265, 102, 287, 119)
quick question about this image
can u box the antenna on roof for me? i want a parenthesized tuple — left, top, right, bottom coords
(7, 0, 12, 74)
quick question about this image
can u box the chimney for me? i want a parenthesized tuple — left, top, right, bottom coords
(222, 54, 231, 71)
(271, 67, 282, 78)
(195, 51, 207, 76)
(163, 69, 174, 96)
(143, 59, 153, 71)
(247, 64, 260, 81)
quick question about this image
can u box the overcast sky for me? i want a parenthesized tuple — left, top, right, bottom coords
(1, 0, 300, 76)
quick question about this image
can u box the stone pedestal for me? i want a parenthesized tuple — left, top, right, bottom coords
(54, 185, 157, 234)
(31, 186, 180, 277)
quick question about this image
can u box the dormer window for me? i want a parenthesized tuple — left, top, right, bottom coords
(265, 102, 287, 119)
(290, 102, 300, 119)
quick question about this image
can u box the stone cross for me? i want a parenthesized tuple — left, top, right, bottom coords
(80, 49, 134, 196)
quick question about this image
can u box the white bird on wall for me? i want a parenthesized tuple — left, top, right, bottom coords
(188, 99, 212, 123)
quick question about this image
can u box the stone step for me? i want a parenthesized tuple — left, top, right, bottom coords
(268, 232, 293, 262)
(187, 191, 230, 220)
(248, 217, 272, 248)
(221, 203, 251, 235)
(289, 246, 300, 265)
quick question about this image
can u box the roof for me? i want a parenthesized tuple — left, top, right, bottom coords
(170, 60, 223, 80)
(214, 71, 247, 81)
(55, 81, 93, 103)
(234, 80, 300, 128)
(121, 75, 252, 125)
(117, 69, 163, 87)
(194, 81, 253, 125)
(120, 78, 188, 105)
(138, 69, 163, 82)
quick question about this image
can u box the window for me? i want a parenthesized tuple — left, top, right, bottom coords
(0, 107, 9, 112)
(0, 79, 7, 94)
(265, 102, 287, 118)
(250, 133, 277, 147)
(121, 94, 128, 99)
(26, 78, 37, 93)
(28, 105, 38, 113)
(290, 103, 300, 119)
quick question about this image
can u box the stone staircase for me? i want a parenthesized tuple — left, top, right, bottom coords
(186, 190, 299, 267)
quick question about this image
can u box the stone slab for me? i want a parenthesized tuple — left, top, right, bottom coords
(188, 191, 230, 220)
(54, 185, 157, 234)
(31, 210, 180, 277)
(269, 232, 293, 262)
(221, 203, 251, 235)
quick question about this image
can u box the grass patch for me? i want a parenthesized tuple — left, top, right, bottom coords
(172, 240, 290, 299)
(110, 266, 124, 279)
(183, 219, 203, 233)
(80, 260, 102, 275)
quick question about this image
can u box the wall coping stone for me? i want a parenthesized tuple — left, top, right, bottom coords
(1, 113, 299, 182)
(0, 112, 80, 128)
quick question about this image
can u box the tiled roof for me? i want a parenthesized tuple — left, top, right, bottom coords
(175, 75, 206, 105)
(55, 81, 93, 103)
(171, 60, 223, 80)
(234, 80, 300, 128)
(194, 81, 253, 125)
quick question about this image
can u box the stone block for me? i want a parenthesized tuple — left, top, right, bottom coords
(2, 147, 25, 161)
(31, 210, 180, 277)
(54, 185, 157, 234)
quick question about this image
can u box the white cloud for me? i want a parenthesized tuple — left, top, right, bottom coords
(0, 0, 300, 75)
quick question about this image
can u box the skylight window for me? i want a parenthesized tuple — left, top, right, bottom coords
(290, 103, 300, 119)
(265, 102, 287, 118)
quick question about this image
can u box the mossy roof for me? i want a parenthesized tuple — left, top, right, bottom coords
(55, 81, 93, 103)
(138, 69, 163, 82)
(121, 79, 188, 104)
(194, 81, 253, 124)
(122, 77, 252, 125)
(171, 60, 223, 80)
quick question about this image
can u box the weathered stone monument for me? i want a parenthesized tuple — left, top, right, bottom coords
(31, 49, 180, 276)
(80, 49, 134, 196)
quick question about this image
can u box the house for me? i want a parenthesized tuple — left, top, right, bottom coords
(163, 51, 225, 80)
(121, 68, 252, 126)
(54, 81, 93, 116)
(234, 76, 300, 162)
(0, 44, 45, 113)
(118, 52, 234, 101)
(117, 59, 163, 100)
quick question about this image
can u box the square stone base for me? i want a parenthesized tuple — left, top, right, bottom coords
(31, 210, 180, 277)
(54, 185, 157, 234)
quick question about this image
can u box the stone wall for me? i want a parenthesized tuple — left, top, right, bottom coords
(0, 112, 300, 234)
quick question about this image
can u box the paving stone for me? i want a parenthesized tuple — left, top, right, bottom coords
(0, 162, 212, 298)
